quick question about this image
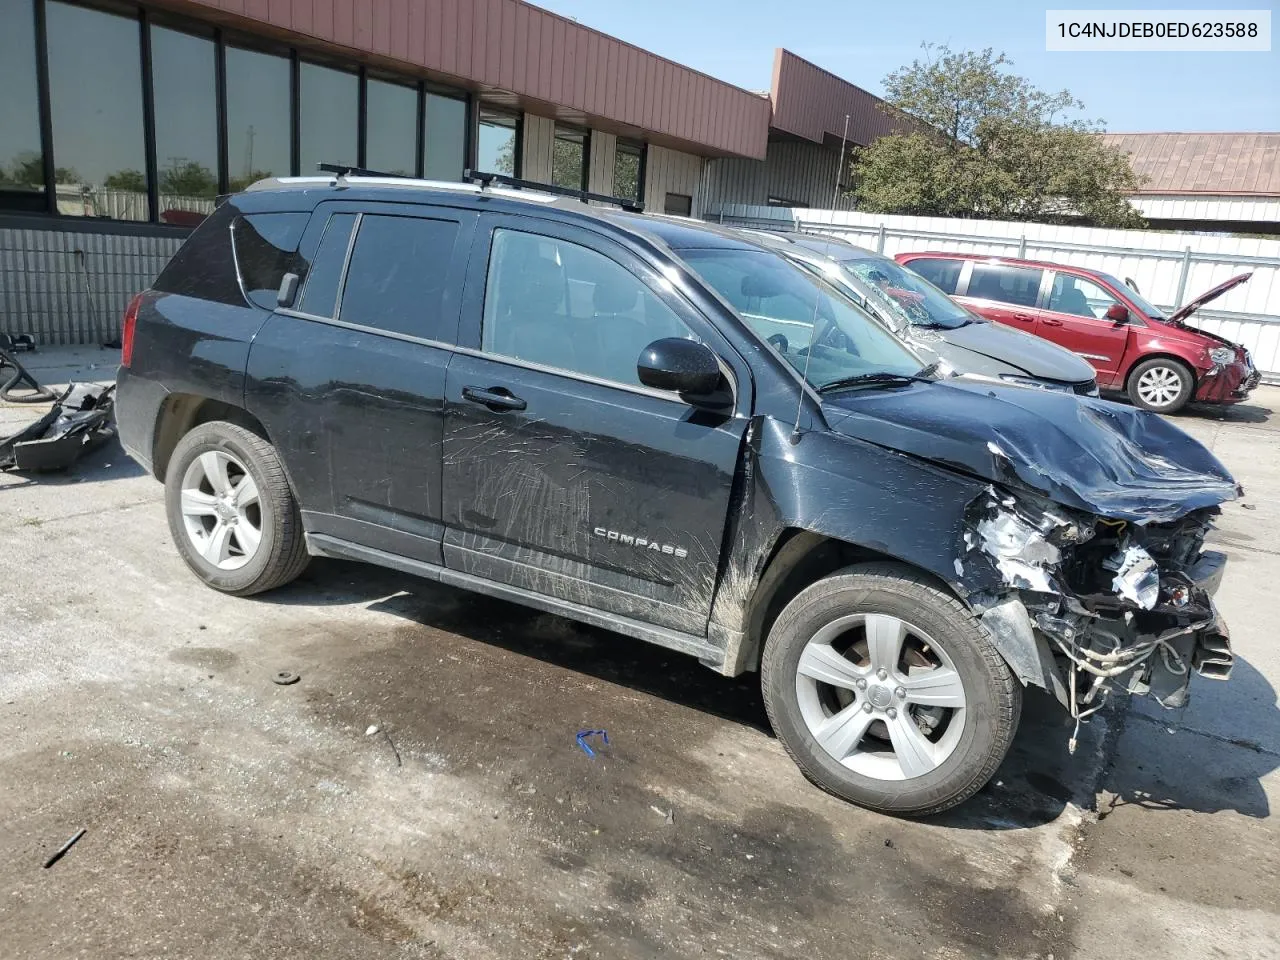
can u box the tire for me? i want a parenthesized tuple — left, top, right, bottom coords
(164, 420, 309, 596)
(1127, 357, 1194, 413)
(761, 562, 1021, 817)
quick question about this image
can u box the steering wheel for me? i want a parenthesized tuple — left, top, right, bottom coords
(767, 333, 789, 353)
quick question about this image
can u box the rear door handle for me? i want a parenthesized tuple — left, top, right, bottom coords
(1041, 317, 1063, 327)
(1013, 312, 1037, 322)
(462, 385, 527, 411)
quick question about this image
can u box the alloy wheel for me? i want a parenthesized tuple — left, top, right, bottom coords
(179, 450, 264, 570)
(794, 613, 967, 781)
(1136, 365, 1184, 409)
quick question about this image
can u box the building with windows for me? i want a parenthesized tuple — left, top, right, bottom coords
(0, 0, 907, 344)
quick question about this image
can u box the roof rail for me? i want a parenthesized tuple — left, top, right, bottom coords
(465, 169, 644, 213)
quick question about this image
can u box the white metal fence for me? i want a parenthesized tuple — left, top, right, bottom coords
(706, 204, 1280, 380)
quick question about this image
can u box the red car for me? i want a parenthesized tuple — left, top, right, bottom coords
(895, 252, 1257, 413)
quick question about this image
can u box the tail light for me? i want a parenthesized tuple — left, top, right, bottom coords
(121, 292, 143, 367)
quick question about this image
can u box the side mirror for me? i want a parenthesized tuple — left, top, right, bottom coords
(1104, 303, 1129, 323)
(637, 338, 723, 398)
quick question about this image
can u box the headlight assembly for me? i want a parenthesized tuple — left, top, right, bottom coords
(1208, 346, 1236, 365)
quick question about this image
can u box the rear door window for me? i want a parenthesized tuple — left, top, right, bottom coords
(337, 214, 461, 341)
(905, 257, 963, 294)
(966, 263, 1044, 308)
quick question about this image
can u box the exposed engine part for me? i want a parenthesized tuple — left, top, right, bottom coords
(1105, 543, 1160, 609)
(964, 487, 1232, 735)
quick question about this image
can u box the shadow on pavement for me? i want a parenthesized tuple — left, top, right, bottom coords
(1185, 399, 1273, 424)
(260, 557, 1110, 829)
(1099, 656, 1277, 821)
(0, 435, 145, 487)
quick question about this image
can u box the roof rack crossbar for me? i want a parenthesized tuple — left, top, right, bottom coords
(317, 163, 413, 179)
(465, 169, 644, 213)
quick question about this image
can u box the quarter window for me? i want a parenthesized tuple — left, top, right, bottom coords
(905, 257, 962, 295)
(1047, 274, 1120, 319)
(233, 213, 309, 310)
(338, 215, 460, 340)
(482, 229, 694, 387)
(966, 263, 1044, 308)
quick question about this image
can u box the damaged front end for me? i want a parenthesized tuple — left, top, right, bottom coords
(966, 487, 1232, 742)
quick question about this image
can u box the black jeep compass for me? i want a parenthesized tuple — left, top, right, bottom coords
(116, 173, 1237, 815)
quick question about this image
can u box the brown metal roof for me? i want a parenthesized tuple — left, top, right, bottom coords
(1100, 133, 1280, 197)
(165, 0, 771, 159)
(767, 49, 920, 147)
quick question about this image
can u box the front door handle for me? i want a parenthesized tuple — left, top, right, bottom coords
(1013, 312, 1037, 322)
(1041, 317, 1064, 327)
(462, 385, 527, 411)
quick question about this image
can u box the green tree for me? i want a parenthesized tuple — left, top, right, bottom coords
(159, 158, 217, 197)
(104, 169, 147, 192)
(850, 45, 1145, 227)
(2, 151, 78, 187)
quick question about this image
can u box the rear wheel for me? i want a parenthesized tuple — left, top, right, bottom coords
(761, 563, 1021, 816)
(1128, 357, 1194, 413)
(164, 421, 309, 595)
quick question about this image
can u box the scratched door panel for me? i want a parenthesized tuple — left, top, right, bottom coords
(441, 352, 745, 633)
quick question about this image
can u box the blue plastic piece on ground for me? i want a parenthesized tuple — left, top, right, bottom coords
(576, 729, 609, 758)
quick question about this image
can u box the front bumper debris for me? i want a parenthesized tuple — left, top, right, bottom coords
(1195, 360, 1256, 405)
(965, 488, 1233, 727)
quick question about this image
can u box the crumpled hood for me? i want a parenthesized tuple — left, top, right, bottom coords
(927, 321, 1097, 382)
(822, 379, 1237, 522)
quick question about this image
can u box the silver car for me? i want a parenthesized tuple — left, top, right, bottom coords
(746, 232, 1100, 395)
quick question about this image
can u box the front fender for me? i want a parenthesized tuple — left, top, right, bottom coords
(708, 416, 1003, 640)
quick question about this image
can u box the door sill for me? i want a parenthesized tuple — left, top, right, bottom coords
(306, 533, 725, 667)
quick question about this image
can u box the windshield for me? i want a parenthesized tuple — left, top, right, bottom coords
(676, 247, 926, 391)
(1094, 271, 1166, 319)
(840, 256, 976, 329)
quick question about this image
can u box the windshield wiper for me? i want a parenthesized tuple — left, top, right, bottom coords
(817, 372, 927, 394)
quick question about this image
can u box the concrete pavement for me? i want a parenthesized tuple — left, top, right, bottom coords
(1, 355, 1277, 958)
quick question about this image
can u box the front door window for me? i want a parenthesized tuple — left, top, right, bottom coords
(482, 228, 696, 387)
(1047, 274, 1121, 320)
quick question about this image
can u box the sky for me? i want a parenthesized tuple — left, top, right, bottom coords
(532, 0, 1279, 132)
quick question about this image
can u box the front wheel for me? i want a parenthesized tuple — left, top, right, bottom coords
(1128, 357, 1194, 413)
(164, 421, 310, 596)
(761, 563, 1021, 816)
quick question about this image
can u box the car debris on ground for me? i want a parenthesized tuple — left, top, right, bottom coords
(0, 379, 116, 472)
